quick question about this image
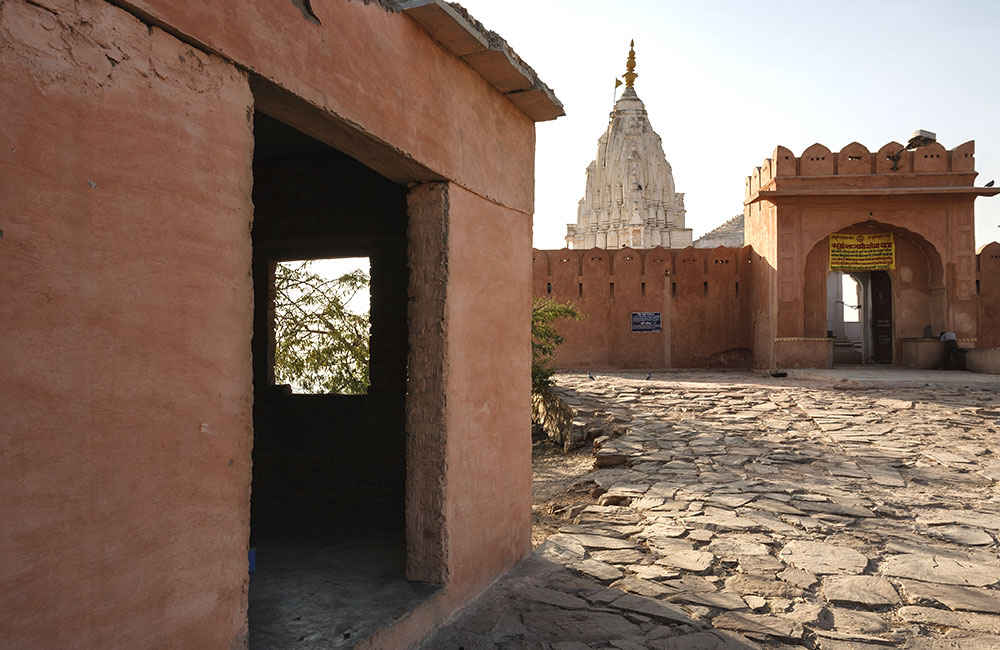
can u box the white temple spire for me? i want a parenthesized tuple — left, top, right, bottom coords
(565, 42, 692, 250)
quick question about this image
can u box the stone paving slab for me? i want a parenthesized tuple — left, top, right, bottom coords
(420, 371, 1000, 649)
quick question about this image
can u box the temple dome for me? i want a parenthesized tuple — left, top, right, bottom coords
(566, 43, 692, 250)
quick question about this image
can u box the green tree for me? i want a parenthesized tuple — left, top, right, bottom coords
(532, 297, 584, 393)
(273, 261, 370, 394)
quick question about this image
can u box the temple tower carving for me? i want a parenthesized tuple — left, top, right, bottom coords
(566, 42, 693, 249)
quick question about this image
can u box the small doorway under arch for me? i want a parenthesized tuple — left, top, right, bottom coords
(827, 270, 892, 364)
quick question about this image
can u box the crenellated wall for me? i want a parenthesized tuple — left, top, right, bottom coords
(534, 240, 1000, 370)
(979, 242, 1000, 348)
(533, 246, 752, 369)
(744, 140, 998, 368)
(535, 138, 1000, 372)
(746, 140, 977, 195)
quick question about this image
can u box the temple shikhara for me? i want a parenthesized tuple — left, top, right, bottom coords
(566, 43, 692, 250)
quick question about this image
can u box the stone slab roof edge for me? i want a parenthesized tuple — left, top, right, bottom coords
(392, 0, 565, 122)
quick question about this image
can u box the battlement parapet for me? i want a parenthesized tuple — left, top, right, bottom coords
(745, 140, 977, 199)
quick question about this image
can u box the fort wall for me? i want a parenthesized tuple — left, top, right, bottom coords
(744, 140, 997, 368)
(534, 246, 752, 369)
(534, 240, 1000, 371)
(979, 242, 1000, 348)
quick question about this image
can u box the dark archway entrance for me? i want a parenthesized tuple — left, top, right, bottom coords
(808, 220, 946, 367)
(826, 270, 892, 365)
(870, 270, 893, 363)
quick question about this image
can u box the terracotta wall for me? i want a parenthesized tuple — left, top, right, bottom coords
(445, 185, 533, 596)
(358, 181, 534, 650)
(801, 220, 946, 339)
(533, 246, 752, 369)
(0, 2, 254, 648)
(3, 0, 542, 648)
(980, 243, 1000, 348)
(744, 200, 779, 369)
(768, 199, 975, 346)
(117, 0, 536, 213)
(749, 141, 977, 188)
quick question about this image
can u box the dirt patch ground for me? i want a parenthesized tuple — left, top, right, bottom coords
(530, 436, 595, 547)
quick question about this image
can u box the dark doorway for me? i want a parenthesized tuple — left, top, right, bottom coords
(827, 269, 893, 365)
(248, 112, 433, 649)
(871, 270, 893, 363)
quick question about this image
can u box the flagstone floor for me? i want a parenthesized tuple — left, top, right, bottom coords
(420, 369, 1000, 649)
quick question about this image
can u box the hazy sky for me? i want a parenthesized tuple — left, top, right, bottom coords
(454, 0, 1000, 250)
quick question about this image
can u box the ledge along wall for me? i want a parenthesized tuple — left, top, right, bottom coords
(533, 246, 753, 369)
(0, 0, 556, 648)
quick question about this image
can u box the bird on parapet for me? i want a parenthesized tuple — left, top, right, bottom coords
(645, 372, 652, 380)
(986, 180, 995, 187)
(588, 372, 595, 380)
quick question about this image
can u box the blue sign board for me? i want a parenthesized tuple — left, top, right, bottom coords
(631, 312, 661, 333)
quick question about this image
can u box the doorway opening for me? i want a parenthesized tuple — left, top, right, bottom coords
(248, 112, 434, 649)
(828, 271, 862, 364)
(827, 270, 893, 365)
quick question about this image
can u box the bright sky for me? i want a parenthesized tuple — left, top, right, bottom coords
(455, 0, 1000, 250)
(299, 257, 371, 314)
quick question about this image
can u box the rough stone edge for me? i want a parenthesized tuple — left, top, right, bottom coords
(531, 387, 577, 451)
(406, 182, 451, 584)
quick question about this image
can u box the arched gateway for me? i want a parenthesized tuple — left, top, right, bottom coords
(805, 221, 945, 365)
(532, 138, 999, 370)
(745, 140, 997, 368)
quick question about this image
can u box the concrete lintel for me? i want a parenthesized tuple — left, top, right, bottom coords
(394, 0, 489, 56)
(505, 86, 566, 123)
(460, 48, 533, 93)
(396, 0, 564, 122)
(251, 76, 443, 186)
(746, 186, 1000, 205)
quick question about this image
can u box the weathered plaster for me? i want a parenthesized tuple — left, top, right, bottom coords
(107, 0, 538, 214)
(0, 1, 254, 647)
(405, 182, 451, 586)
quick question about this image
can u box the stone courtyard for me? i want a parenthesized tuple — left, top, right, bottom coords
(421, 370, 1000, 649)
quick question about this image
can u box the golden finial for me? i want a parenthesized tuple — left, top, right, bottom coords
(623, 39, 638, 88)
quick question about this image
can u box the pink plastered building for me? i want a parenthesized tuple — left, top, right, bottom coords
(0, 1, 562, 648)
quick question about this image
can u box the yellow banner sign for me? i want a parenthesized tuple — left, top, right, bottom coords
(830, 233, 895, 270)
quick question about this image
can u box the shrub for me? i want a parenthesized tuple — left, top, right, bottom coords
(531, 297, 584, 393)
